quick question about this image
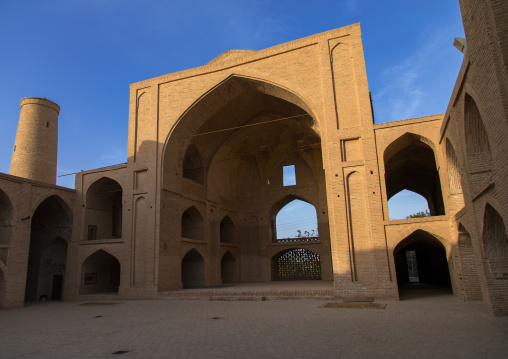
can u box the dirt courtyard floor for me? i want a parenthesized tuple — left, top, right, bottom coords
(1, 288, 507, 358)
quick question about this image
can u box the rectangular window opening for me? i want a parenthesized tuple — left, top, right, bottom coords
(283, 165, 296, 186)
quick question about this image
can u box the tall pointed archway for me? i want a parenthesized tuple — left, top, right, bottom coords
(25, 195, 72, 302)
(158, 75, 331, 290)
(393, 230, 451, 299)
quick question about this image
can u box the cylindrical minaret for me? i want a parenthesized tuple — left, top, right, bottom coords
(10, 97, 60, 184)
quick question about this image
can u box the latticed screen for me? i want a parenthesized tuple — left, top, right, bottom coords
(275, 248, 321, 280)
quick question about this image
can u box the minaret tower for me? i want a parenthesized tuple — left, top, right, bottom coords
(10, 97, 60, 185)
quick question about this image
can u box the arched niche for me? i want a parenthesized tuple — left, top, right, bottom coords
(457, 223, 482, 301)
(183, 144, 205, 184)
(85, 177, 123, 240)
(220, 216, 235, 244)
(271, 248, 321, 281)
(221, 251, 237, 284)
(464, 93, 491, 155)
(181, 249, 205, 288)
(0, 188, 13, 245)
(393, 230, 451, 298)
(79, 250, 120, 295)
(482, 204, 508, 276)
(384, 133, 445, 216)
(25, 195, 72, 302)
(181, 206, 204, 240)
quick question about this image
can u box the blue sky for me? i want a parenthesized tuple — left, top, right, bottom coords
(0, 1, 464, 220)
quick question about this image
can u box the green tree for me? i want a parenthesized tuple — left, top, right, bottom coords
(406, 209, 430, 219)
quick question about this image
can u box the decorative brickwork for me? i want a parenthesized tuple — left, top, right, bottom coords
(0, 1, 506, 316)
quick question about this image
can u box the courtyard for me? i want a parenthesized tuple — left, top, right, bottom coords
(1, 287, 507, 358)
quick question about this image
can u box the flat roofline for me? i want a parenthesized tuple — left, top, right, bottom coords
(130, 23, 362, 89)
(373, 114, 444, 130)
(0, 172, 76, 192)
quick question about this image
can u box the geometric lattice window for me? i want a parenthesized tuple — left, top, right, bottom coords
(273, 248, 321, 280)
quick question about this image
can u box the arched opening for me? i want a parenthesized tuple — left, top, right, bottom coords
(25, 195, 72, 302)
(271, 248, 321, 281)
(220, 216, 235, 243)
(85, 177, 123, 240)
(162, 76, 321, 191)
(482, 204, 508, 277)
(181, 249, 205, 288)
(393, 230, 451, 299)
(39, 238, 68, 300)
(273, 198, 319, 242)
(0, 269, 5, 309)
(181, 206, 204, 240)
(0, 188, 13, 245)
(183, 144, 205, 184)
(160, 75, 328, 289)
(464, 94, 490, 155)
(79, 250, 120, 295)
(387, 190, 430, 220)
(221, 251, 237, 284)
(384, 133, 445, 217)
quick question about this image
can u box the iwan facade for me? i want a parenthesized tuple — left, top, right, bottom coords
(1, 0, 507, 316)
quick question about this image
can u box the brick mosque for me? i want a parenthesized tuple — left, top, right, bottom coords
(1, 0, 507, 315)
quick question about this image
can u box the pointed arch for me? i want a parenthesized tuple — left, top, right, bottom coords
(79, 249, 121, 295)
(464, 93, 490, 155)
(86, 177, 123, 240)
(220, 215, 235, 244)
(482, 204, 508, 276)
(181, 206, 204, 240)
(383, 132, 445, 216)
(269, 194, 318, 243)
(181, 249, 205, 288)
(393, 229, 451, 289)
(25, 195, 73, 302)
(0, 187, 13, 245)
(161, 75, 321, 191)
(457, 222, 482, 301)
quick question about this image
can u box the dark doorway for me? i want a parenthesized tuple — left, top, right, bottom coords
(394, 230, 452, 299)
(25, 196, 71, 302)
(51, 275, 63, 300)
(181, 249, 205, 288)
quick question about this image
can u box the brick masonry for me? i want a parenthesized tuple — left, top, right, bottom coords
(0, 1, 507, 316)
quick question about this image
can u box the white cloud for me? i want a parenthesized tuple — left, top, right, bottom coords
(373, 27, 462, 123)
